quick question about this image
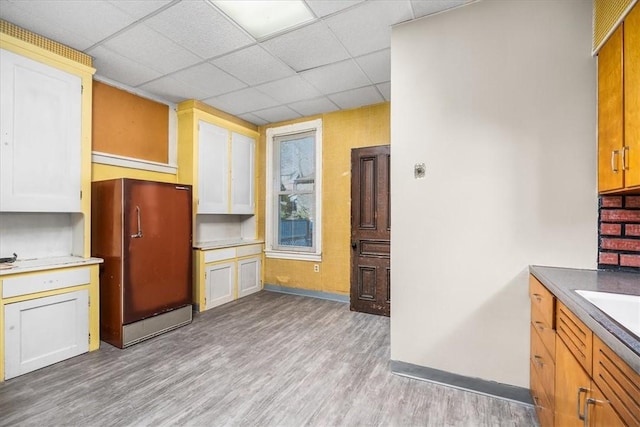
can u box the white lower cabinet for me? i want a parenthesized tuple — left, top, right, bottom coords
(238, 256, 261, 298)
(205, 262, 235, 309)
(4, 289, 89, 380)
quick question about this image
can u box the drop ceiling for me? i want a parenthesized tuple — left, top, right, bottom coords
(0, 0, 470, 125)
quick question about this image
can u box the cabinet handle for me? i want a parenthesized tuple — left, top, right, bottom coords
(583, 397, 603, 427)
(534, 321, 545, 331)
(131, 206, 144, 238)
(622, 146, 629, 171)
(532, 293, 543, 302)
(576, 387, 588, 420)
(611, 150, 620, 173)
(533, 355, 544, 368)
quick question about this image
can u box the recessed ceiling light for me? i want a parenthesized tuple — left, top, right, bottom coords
(212, 0, 315, 39)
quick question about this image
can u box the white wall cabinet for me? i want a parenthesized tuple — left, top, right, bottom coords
(204, 261, 235, 309)
(0, 48, 82, 212)
(4, 289, 89, 380)
(237, 256, 261, 298)
(194, 120, 255, 215)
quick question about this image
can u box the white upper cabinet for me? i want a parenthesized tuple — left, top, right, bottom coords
(231, 132, 255, 214)
(0, 49, 82, 212)
(198, 121, 229, 214)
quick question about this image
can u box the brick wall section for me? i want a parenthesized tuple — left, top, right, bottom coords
(599, 195, 640, 271)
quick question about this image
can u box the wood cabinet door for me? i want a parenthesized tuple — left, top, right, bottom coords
(625, 4, 640, 188)
(586, 382, 625, 427)
(198, 121, 229, 213)
(0, 49, 82, 212)
(598, 26, 624, 192)
(555, 337, 590, 427)
(231, 132, 255, 214)
(205, 262, 235, 310)
(4, 289, 89, 380)
(237, 256, 261, 298)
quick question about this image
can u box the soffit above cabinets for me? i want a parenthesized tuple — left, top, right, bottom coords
(0, 0, 472, 124)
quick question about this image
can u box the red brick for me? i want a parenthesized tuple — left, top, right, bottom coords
(600, 238, 640, 251)
(626, 224, 640, 236)
(626, 196, 640, 209)
(599, 252, 619, 265)
(600, 210, 640, 222)
(600, 223, 622, 236)
(620, 254, 640, 268)
(601, 196, 623, 208)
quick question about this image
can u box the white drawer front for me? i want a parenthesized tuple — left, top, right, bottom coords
(236, 244, 262, 257)
(2, 267, 91, 298)
(204, 248, 236, 264)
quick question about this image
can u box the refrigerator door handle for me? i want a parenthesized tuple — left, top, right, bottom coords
(131, 206, 144, 238)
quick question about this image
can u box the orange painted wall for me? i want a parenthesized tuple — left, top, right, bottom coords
(257, 102, 390, 296)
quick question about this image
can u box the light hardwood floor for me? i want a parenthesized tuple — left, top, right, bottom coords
(0, 291, 537, 426)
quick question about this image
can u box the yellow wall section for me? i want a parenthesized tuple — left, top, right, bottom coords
(258, 102, 390, 296)
(92, 163, 177, 183)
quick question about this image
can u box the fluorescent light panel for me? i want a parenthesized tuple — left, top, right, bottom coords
(212, 0, 315, 39)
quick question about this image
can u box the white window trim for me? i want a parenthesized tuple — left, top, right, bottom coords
(265, 119, 322, 262)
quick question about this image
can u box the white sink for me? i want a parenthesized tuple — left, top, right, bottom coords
(575, 290, 640, 338)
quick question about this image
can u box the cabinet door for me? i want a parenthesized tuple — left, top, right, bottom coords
(585, 382, 624, 427)
(625, 5, 640, 188)
(230, 132, 255, 214)
(198, 121, 228, 213)
(555, 337, 590, 427)
(4, 289, 89, 380)
(237, 256, 261, 298)
(598, 27, 624, 192)
(205, 261, 235, 310)
(0, 49, 82, 212)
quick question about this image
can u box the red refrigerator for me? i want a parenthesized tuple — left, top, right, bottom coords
(92, 178, 193, 348)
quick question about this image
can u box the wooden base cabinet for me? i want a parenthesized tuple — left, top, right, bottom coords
(205, 262, 235, 309)
(238, 256, 261, 298)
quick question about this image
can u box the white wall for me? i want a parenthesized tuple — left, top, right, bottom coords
(390, 0, 597, 388)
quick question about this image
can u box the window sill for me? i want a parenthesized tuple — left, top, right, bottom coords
(264, 250, 321, 262)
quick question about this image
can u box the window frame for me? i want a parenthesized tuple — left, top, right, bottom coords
(265, 119, 322, 261)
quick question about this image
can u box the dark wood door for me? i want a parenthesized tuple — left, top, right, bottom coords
(350, 145, 390, 317)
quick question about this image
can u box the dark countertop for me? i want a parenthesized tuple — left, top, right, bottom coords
(530, 266, 640, 374)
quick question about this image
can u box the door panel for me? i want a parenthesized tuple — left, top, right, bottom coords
(123, 180, 192, 324)
(351, 145, 390, 317)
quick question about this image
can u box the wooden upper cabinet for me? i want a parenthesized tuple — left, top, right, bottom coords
(598, 26, 624, 193)
(625, 4, 640, 188)
(598, 4, 640, 193)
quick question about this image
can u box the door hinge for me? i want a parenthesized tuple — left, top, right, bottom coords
(80, 190, 82, 200)
(88, 333, 91, 343)
(81, 85, 84, 94)
(88, 296, 90, 306)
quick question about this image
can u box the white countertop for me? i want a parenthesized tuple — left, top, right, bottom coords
(0, 256, 103, 276)
(194, 239, 264, 250)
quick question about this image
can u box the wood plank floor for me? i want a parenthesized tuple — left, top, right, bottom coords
(0, 291, 537, 426)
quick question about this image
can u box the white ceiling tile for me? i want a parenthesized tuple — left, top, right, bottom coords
(212, 45, 295, 85)
(203, 87, 279, 116)
(411, 0, 468, 18)
(252, 106, 302, 124)
(238, 113, 269, 126)
(137, 76, 191, 104)
(325, 0, 413, 56)
(1, 0, 133, 50)
(304, 0, 364, 18)
(101, 23, 201, 74)
(255, 76, 321, 104)
(144, 0, 254, 59)
(288, 97, 339, 117)
(262, 22, 349, 72)
(301, 60, 369, 94)
(167, 63, 247, 99)
(377, 82, 391, 101)
(355, 49, 390, 84)
(328, 86, 384, 110)
(107, 0, 173, 21)
(88, 45, 163, 87)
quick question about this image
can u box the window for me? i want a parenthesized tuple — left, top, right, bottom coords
(265, 119, 322, 261)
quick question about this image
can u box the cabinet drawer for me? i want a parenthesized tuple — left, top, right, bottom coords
(556, 301, 592, 376)
(530, 323, 555, 404)
(2, 267, 90, 298)
(529, 275, 554, 328)
(531, 307, 556, 358)
(530, 360, 554, 427)
(236, 244, 262, 257)
(204, 248, 236, 264)
(592, 336, 640, 426)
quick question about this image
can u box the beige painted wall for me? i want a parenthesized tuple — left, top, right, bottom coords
(390, 0, 597, 387)
(258, 103, 390, 296)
